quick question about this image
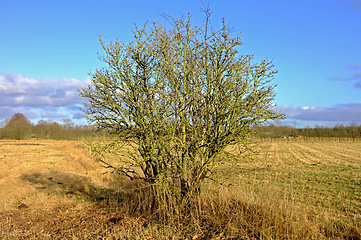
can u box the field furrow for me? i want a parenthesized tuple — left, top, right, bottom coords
(295, 143, 353, 165)
(302, 142, 361, 165)
(281, 143, 323, 165)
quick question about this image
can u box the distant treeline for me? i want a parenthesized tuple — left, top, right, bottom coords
(255, 124, 361, 139)
(0, 113, 110, 140)
(1, 113, 360, 140)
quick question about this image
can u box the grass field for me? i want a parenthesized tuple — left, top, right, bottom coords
(222, 139, 361, 222)
(0, 139, 360, 239)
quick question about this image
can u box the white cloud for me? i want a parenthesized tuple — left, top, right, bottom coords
(0, 73, 88, 124)
(0, 73, 87, 107)
(0, 74, 37, 94)
(301, 106, 316, 110)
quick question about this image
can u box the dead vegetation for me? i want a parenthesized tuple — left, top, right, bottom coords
(0, 139, 360, 239)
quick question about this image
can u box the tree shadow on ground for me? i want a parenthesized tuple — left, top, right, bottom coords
(21, 170, 116, 201)
(20, 170, 154, 213)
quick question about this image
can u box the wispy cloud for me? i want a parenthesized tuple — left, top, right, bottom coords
(0, 73, 88, 124)
(351, 64, 361, 88)
(337, 0, 361, 11)
(330, 63, 361, 88)
(349, 64, 361, 69)
(351, 0, 361, 11)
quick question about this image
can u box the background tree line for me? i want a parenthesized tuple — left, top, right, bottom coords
(1, 113, 360, 140)
(255, 124, 361, 139)
(0, 113, 109, 140)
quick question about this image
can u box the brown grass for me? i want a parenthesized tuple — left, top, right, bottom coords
(0, 139, 360, 239)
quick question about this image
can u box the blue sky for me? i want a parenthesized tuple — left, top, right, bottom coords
(1, 0, 361, 127)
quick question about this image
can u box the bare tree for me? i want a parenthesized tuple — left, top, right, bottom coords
(80, 11, 283, 211)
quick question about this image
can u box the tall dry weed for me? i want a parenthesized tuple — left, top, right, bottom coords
(98, 179, 361, 239)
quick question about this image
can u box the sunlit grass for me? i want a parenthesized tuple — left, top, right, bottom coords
(217, 139, 361, 226)
(1, 139, 360, 239)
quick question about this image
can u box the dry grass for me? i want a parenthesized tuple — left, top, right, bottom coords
(0, 139, 360, 239)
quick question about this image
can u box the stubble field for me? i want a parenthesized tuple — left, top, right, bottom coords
(223, 139, 361, 220)
(0, 139, 360, 239)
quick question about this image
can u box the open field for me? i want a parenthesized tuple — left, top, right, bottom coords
(222, 139, 361, 221)
(0, 139, 360, 239)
